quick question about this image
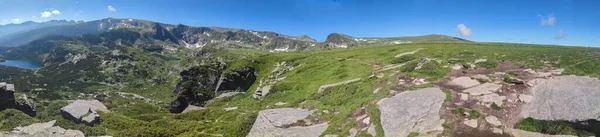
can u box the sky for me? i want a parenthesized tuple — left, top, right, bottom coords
(0, 0, 598, 46)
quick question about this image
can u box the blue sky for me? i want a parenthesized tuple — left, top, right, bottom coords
(0, 0, 598, 46)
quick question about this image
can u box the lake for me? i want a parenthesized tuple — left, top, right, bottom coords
(0, 60, 43, 70)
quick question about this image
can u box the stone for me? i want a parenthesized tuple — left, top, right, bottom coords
(60, 100, 109, 126)
(247, 108, 328, 137)
(348, 128, 358, 137)
(0, 83, 36, 117)
(448, 76, 481, 88)
(492, 128, 503, 134)
(224, 107, 238, 111)
(463, 119, 478, 128)
(367, 123, 377, 136)
(505, 128, 576, 137)
(459, 93, 469, 101)
(522, 76, 600, 121)
(394, 48, 423, 58)
(317, 78, 362, 93)
(1, 120, 85, 137)
(477, 93, 506, 107)
(373, 87, 382, 94)
(472, 74, 491, 82)
(275, 102, 287, 106)
(526, 78, 546, 87)
(474, 58, 487, 63)
(518, 94, 533, 103)
(324, 134, 338, 137)
(485, 116, 502, 126)
(215, 92, 242, 99)
(452, 64, 463, 70)
(182, 105, 204, 113)
(463, 83, 502, 96)
(362, 117, 370, 124)
(378, 88, 445, 137)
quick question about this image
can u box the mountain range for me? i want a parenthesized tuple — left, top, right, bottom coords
(0, 18, 470, 50)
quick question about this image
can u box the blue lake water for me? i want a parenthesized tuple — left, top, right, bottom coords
(0, 60, 43, 70)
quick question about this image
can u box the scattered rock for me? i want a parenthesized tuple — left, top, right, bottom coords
(492, 128, 503, 134)
(362, 117, 370, 125)
(255, 62, 293, 99)
(367, 123, 377, 136)
(378, 88, 445, 137)
(1, 120, 85, 137)
(448, 76, 481, 88)
(394, 48, 422, 58)
(60, 100, 110, 126)
(517, 94, 533, 103)
(247, 108, 328, 137)
(224, 107, 238, 111)
(324, 134, 338, 137)
(415, 58, 441, 70)
(485, 116, 502, 126)
(373, 87, 382, 94)
(182, 105, 204, 113)
(522, 75, 600, 121)
(526, 78, 546, 87)
(463, 119, 478, 128)
(472, 74, 491, 82)
(413, 78, 429, 86)
(477, 93, 506, 107)
(275, 102, 287, 106)
(348, 128, 358, 137)
(215, 92, 243, 99)
(317, 78, 362, 93)
(494, 72, 506, 75)
(463, 83, 503, 96)
(474, 58, 487, 63)
(459, 93, 469, 101)
(452, 64, 463, 70)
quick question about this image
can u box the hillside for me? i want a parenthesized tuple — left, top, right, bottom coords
(1, 27, 600, 136)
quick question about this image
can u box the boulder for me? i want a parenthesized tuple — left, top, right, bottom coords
(485, 116, 502, 126)
(182, 105, 204, 113)
(169, 96, 189, 113)
(477, 93, 506, 107)
(522, 76, 600, 121)
(463, 119, 478, 128)
(0, 82, 36, 117)
(0, 120, 85, 137)
(448, 76, 481, 88)
(60, 100, 109, 126)
(518, 94, 533, 103)
(463, 83, 502, 96)
(472, 74, 491, 82)
(378, 88, 445, 137)
(247, 108, 328, 137)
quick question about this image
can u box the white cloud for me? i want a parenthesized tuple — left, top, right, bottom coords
(41, 11, 52, 17)
(12, 18, 20, 22)
(554, 30, 566, 39)
(108, 5, 116, 12)
(457, 24, 472, 37)
(538, 14, 556, 26)
(51, 10, 60, 14)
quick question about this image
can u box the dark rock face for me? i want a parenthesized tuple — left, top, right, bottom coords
(0, 82, 36, 117)
(324, 33, 358, 48)
(169, 66, 256, 113)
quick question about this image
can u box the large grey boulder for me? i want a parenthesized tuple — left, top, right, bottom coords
(522, 75, 600, 121)
(247, 108, 328, 137)
(377, 88, 446, 137)
(60, 100, 110, 126)
(0, 82, 36, 117)
(0, 120, 85, 137)
(448, 76, 481, 88)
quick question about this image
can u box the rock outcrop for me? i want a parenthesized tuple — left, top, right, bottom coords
(377, 88, 445, 137)
(0, 120, 85, 137)
(0, 82, 36, 117)
(60, 100, 110, 126)
(448, 76, 481, 89)
(522, 75, 600, 121)
(254, 62, 294, 99)
(247, 108, 328, 137)
(170, 65, 256, 113)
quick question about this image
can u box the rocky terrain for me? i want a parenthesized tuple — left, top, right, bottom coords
(1, 18, 600, 137)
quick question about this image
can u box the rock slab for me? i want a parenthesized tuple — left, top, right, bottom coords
(522, 76, 600, 121)
(378, 88, 446, 137)
(449, 77, 481, 89)
(60, 100, 109, 126)
(247, 108, 328, 137)
(1, 120, 85, 137)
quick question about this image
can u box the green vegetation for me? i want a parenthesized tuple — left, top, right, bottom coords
(468, 109, 481, 119)
(389, 54, 416, 64)
(450, 107, 480, 119)
(366, 106, 385, 137)
(476, 60, 498, 69)
(442, 88, 452, 103)
(491, 103, 502, 110)
(515, 117, 595, 136)
(407, 132, 420, 137)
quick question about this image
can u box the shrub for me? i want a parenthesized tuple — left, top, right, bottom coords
(515, 117, 594, 136)
(491, 103, 502, 110)
(408, 132, 419, 137)
(468, 109, 481, 119)
(0, 109, 38, 131)
(442, 88, 452, 103)
(390, 55, 416, 64)
(401, 62, 418, 72)
(451, 107, 466, 114)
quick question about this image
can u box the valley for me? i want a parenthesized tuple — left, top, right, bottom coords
(1, 18, 600, 137)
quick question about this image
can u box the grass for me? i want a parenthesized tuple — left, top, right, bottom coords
(442, 88, 452, 104)
(515, 117, 595, 136)
(407, 132, 419, 137)
(3, 42, 600, 136)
